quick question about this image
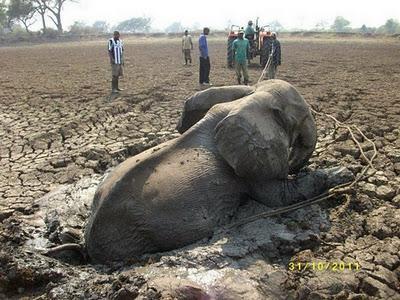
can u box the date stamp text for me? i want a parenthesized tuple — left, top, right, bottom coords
(288, 261, 360, 272)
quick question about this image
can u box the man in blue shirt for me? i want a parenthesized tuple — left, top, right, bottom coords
(198, 27, 211, 85)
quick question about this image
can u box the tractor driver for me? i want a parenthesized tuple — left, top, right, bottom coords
(244, 20, 256, 56)
(245, 20, 255, 40)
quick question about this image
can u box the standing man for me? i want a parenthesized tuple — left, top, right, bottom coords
(233, 29, 250, 85)
(108, 31, 124, 94)
(198, 27, 211, 86)
(182, 30, 194, 65)
(265, 32, 281, 79)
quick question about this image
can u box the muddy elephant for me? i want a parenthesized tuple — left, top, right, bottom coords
(84, 79, 352, 264)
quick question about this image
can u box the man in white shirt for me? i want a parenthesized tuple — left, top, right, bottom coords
(108, 31, 124, 93)
(182, 30, 194, 65)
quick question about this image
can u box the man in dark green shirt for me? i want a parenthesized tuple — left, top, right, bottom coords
(233, 29, 250, 85)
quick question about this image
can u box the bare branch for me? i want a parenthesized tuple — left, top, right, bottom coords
(45, 4, 57, 16)
(48, 14, 58, 27)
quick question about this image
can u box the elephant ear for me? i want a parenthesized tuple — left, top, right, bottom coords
(214, 95, 290, 180)
(176, 86, 254, 134)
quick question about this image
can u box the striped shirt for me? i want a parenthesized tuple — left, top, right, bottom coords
(108, 38, 124, 64)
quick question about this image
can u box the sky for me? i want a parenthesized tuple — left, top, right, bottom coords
(55, 0, 400, 31)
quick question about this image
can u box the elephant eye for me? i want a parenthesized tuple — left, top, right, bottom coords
(272, 108, 284, 124)
(272, 108, 293, 135)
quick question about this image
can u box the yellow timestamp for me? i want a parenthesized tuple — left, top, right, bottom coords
(288, 261, 361, 272)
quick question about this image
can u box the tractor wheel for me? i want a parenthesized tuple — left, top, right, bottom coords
(227, 37, 235, 68)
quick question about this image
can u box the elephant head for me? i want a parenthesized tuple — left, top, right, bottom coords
(179, 80, 317, 179)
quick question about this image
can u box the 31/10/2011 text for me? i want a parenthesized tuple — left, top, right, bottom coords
(288, 261, 360, 272)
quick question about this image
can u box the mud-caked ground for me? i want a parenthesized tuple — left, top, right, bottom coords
(0, 36, 399, 299)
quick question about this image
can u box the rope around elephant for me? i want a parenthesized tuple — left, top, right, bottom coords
(225, 97, 378, 229)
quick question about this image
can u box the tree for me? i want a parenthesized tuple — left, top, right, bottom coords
(360, 24, 368, 34)
(7, 0, 36, 34)
(69, 20, 94, 34)
(115, 17, 151, 33)
(269, 20, 284, 32)
(92, 20, 109, 33)
(359, 24, 376, 34)
(314, 20, 329, 32)
(331, 16, 351, 32)
(0, 0, 7, 33)
(43, 0, 77, 33)
(381, 18, 400, 34)
(32, 0, 48, 34)
(165, 21, 183, 33)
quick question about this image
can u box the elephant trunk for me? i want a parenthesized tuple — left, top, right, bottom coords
(248, 167, 354, 207)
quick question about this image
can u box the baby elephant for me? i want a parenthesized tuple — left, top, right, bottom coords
(84, 80, 352, 264)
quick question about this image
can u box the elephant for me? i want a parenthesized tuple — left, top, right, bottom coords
(83, 79, 353, 264)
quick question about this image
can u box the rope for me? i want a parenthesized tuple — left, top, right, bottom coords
(258, 55, 272, 83)
(226, 102, 378, 229)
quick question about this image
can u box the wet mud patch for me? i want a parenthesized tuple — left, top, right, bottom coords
(2, 172, 332, 299)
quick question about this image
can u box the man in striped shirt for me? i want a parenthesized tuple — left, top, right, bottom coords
(108, 31, 124, 94)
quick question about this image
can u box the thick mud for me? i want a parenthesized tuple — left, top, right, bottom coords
(1, 37, 399, 299)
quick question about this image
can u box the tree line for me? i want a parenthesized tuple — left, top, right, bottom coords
(0, 3, 399, 37)
(250, 16, 400, 35)
(68, 17, 152, 35)
(323, 16, 400, 34)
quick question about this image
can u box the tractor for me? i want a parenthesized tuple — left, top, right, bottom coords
(227, 19, 272, 67)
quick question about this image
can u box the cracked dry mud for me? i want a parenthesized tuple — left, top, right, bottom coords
(1, 37, 400, 299)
